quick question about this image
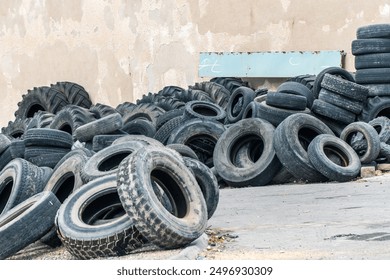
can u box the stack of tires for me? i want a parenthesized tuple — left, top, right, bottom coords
(352, 24, 390, 122)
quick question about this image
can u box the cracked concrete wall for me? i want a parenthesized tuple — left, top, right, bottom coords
(0, 0, 389, 127)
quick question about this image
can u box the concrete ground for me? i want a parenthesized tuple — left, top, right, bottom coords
(9, 172, 390, 260)
(201, 173, 390, 260)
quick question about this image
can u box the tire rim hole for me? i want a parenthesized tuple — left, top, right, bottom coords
(0, 178, 13, 215)
(98, 152, 131, 171)
(324, 146, 349, 167)
(231, 95, 243, 117)
(151, 169, 187, 219)
(27, 104, 45, 118)
(192, 105, 218, 117)
(298, 127, 320, 151)
(230, 135, 264, 166)
(376, 107, 390, 119)
(243, 107, 253, 119)
(53, 173, 76, 203)
(59, 124, 72, 135)
(81, 191, 125, 225)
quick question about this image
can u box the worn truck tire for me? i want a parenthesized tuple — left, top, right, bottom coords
(56, 175, 146, 259)
(117, 146, 207, 249)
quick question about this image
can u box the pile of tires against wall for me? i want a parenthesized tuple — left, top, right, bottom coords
(1, 23, 390, 259)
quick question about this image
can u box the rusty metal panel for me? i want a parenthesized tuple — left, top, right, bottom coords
(198, 51, 345, 78)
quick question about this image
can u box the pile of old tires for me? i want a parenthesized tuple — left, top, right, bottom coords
(1, 23, 390, 260)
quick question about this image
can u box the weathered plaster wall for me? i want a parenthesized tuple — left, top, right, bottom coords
(0, 0, 389, 127)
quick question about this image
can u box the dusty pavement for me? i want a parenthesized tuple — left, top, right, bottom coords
(9, 172, 390, 260)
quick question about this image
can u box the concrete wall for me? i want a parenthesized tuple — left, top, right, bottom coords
(1, 0, 390, 127)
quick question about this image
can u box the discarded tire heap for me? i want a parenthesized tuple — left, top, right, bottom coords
(1, 23, 390, 260)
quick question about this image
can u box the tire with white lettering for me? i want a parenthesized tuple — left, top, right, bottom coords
(117, 146, 207, 249)
(308, 134, 361, 182)
(0, 191, 60, 260)
(56, 175, 146, 259)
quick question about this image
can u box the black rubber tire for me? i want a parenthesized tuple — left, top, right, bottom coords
(209, 77, 250, 93)
(112, 134, 164, 147)
(24, 128, 73, 148)
(321, 73, 369, 102)
(49, 105, 96, 136)
(340, 122, 381, 163)
(0, 191, 60, 260)
(273, 113, 334, 182)
(256, 101, 311, 127)
(155, 108, 184, 130)
(352, 39, 390, 55)
(24, 146, 70, 158)
(226, 87, 255, 123)
(189, 81, 231, 108)
(276, 81, 315, 108)
(88, 103, 117, 119)
(91, 134, 129, 152)
(39, 149, 91, 247)
(115, 102, 137, 116)
(154, 116, 184, 145)
(26, 111, 55, 130)
(0, 158, 51, 216)
(355, 53, 390, 69)
(183, 157, 219, 219)
(122, 103, 165, 126)
(266, 92, 307, 110)
(365, 84, 390, 97)
(56, 175, 145, 259)
(241, 101, 262, 119)
(157, 85, 187, 97)
(14, 86, 69, 120)
(50, 81, 92, 109)
(25, 150, 68, 168)
(287, 74, 316, 91)
(137, 94, 185, 111)
(308, 134, 361, 182)
(81, 141, 146, 183)
(167, 118, 226, 167)
(1, 117, 29, 139)
(313, 115, 347, 137)
(359, 96, 390, 122)
(311, 99, 356, 124)
(355, 68, 390, 84)
(184, 100, 226, 123)
(270, 166, 296, 185)
(318, 88, 364, 114)
(167, 144, 199, 160)
(214, 118, 281, 187)
(0, 134, 11, 154)
(0, 140, 26, 170)
(121, 119, 156, 137)
(357, 24, 390, 39)
(313, 67, 355, 98)
(117, 146, 207, 249)
(74, 112, 123, 142)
